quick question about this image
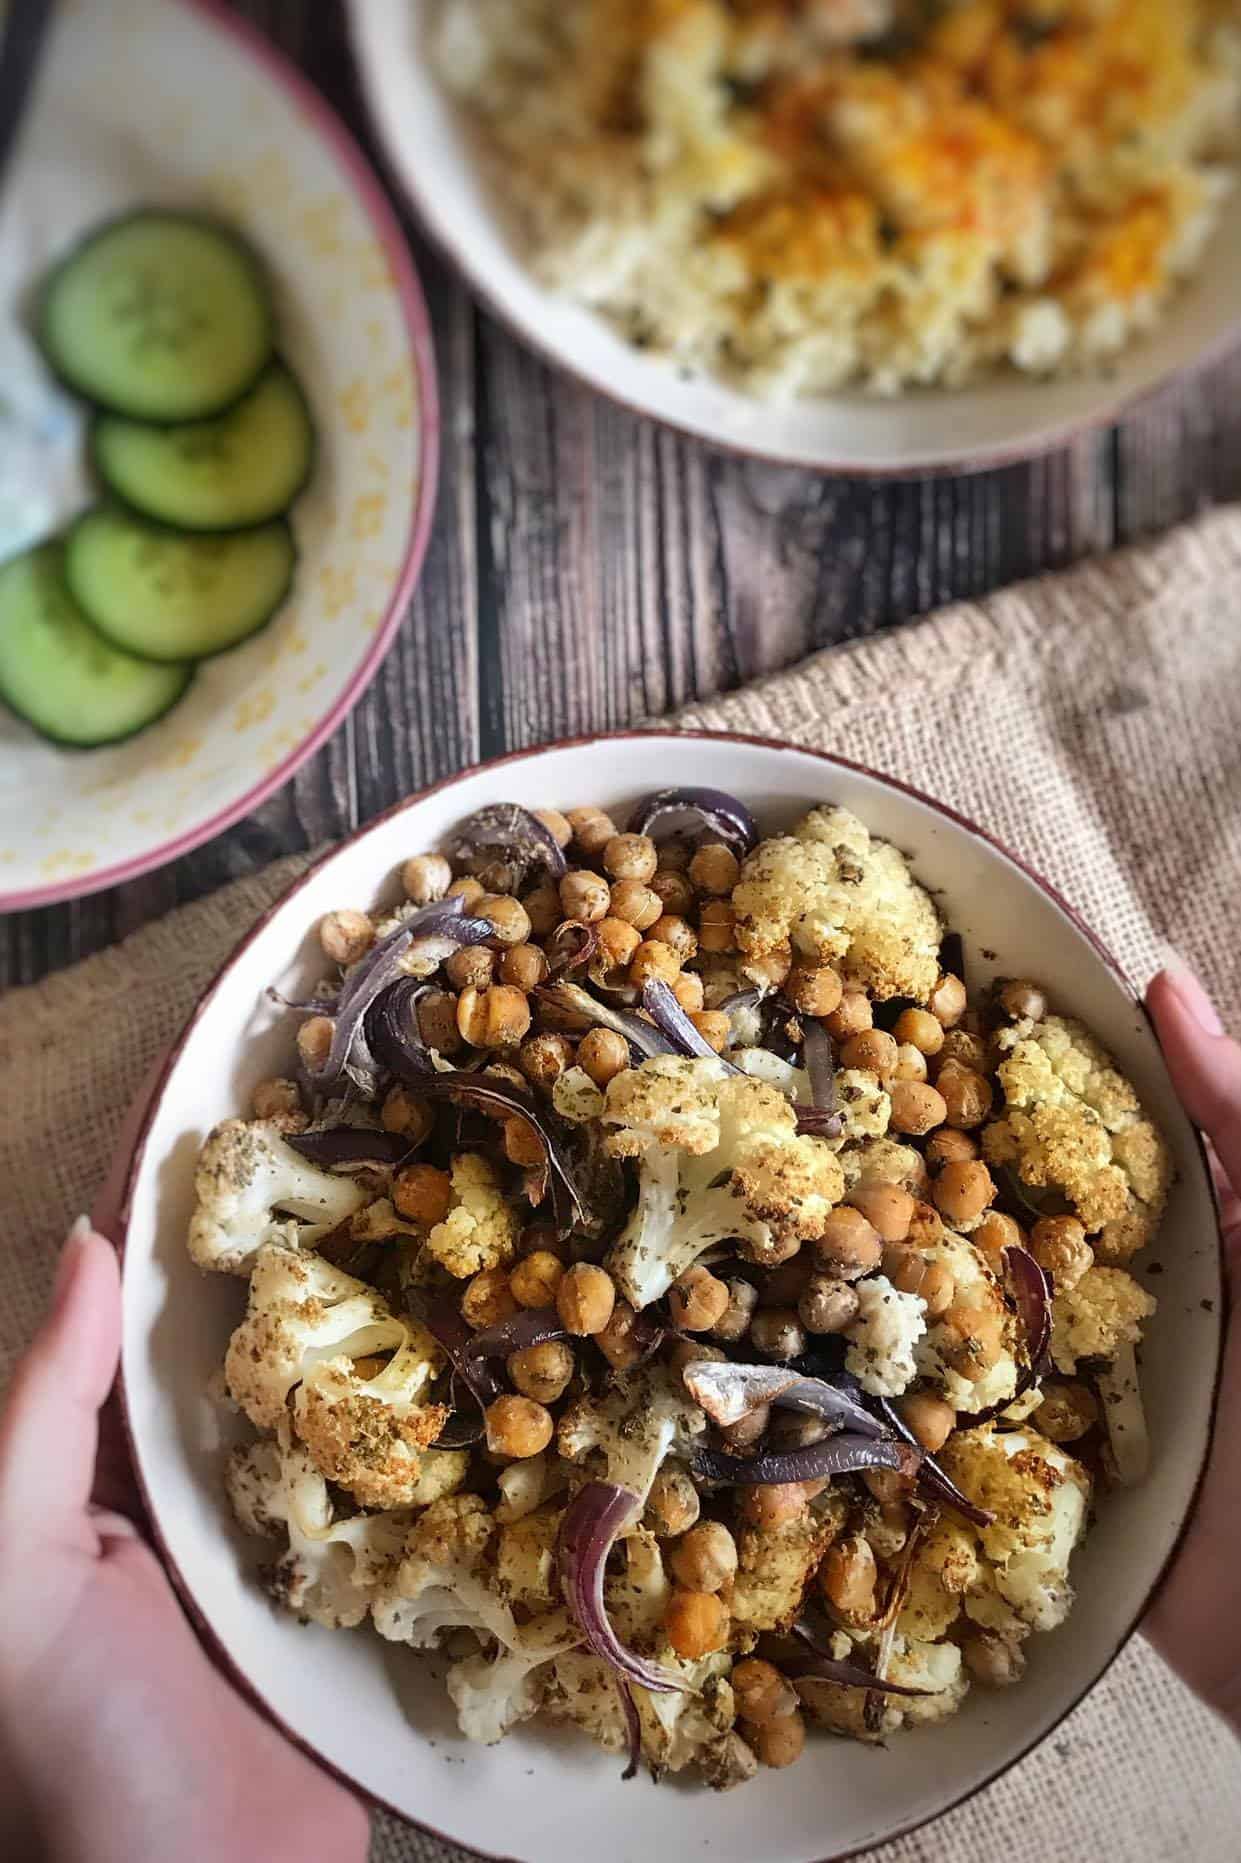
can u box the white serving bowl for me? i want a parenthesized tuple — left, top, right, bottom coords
(349, 0, 1241, 475)
(118, 731, 1220, 1863)
(0, 0, 437, 910)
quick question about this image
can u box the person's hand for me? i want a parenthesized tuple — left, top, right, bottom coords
(0, 1219, 371, 1863)
(1144, 962, 1241, 1735)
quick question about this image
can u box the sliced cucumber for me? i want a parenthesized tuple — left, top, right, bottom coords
(39, 211, 273, 421)
(0, 543, 191, 747)
(65, 507, 296, 662)
(92, 363, 314, 531)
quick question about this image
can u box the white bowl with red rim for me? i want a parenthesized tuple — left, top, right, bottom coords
(117, 730, 1220, 1862)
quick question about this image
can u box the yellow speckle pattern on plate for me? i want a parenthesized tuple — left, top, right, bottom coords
(0, 0, 435, 909)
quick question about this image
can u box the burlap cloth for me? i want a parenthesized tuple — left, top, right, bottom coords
(4, 507, 1241, 1862)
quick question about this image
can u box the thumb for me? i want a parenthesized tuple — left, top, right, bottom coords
(0, 1221, 122, 1553)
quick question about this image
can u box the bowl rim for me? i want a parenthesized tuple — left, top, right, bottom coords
(114, 726, 1224, 1859)
(344, 0, 1241, 480)
(0, 0, 442, 916)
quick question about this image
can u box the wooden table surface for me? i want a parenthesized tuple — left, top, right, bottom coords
(5, 0, 1241, 991)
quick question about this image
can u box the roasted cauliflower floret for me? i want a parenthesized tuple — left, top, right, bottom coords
(939, 1427, 1091, 1632)
(844, 1275, 927, 1397)
(896, 1517, 980, 1644)
(423, 1152, 521, 1278)
(882, 1637, 969, 1728)
(224, 1241, 408, 1432)
(914, 1230, 1019, 1415)
(290, 1323, 448, 1508)
(983, 1015, 1172, 1263)
(557, 1365, 706, 1501)
(731, 1504, 839, 1636)
(225, 1424, 408, 1629)
(730, 807, 941, 1002)
(188, 1118, 368, 1273)
(446, 1621, 574, 1746)
(495, 1503, 563, 1612)
(602, 1058, 845, 1307)
(1050, 1265, 1157, 1373)
(839, 1135, 927, 1194)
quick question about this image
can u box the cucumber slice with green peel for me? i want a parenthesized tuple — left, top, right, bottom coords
(0, 543, 192, 747)
(91, 363, 314, 531)
(65, 508, 296, 662)
(39, 211, 273, 421)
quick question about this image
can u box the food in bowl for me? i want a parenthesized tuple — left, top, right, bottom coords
(188, 787, 1171, 1787)
(431, 0, 1241, 397)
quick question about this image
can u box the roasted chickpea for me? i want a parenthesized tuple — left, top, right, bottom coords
(743, 948, 791, 990)
(784, 963, 843, 1018)
(711, 1277, 758, 1343)
(510, 1250, 565, 1309)
(961, 1630, 1027, 1688)
(462, 1267, 519, 1331)
(697, 898, 737, 953)
(1034, 1380, 1100, 1443)
(688, 841, 740, 896)
(603, 832, 658, 883)
(594, 915, 642, 972)
(927, 972, 968, 1028)
(456, 984, 531, 1048)
(319, 908, 374, 966)
(731, 1657, 797, 1728)
(936, 1061, 994, 1130)
(888, 1080, 948, 1136)
(672, 971, 706, 1013)
(932, 1159, 996, 1225)
(595, 1297, 643, 1370)
(296, 1014, 334, 1072)
(649, 868, 696, 916)
(252, 1076, 303, 1122)
(559, 869, 611, 924)
(887, 1042, 925, 1083)
(926, 1128, 979, 1169)
(798, 1275, 860, 1334)
(973, 1210, 1024, 1267)
(839, 1029, 898, 1076)
(485, 1394, 553, 1459)
(608, 878, 663, 929)
(521, 880, 562, 938)
(446, 875, 485, 908)
(393, 1161, 454, 1226)
(566, 806, 617, 858)
(518, 1030, 574, 1087)
(740, 1483, 809, 1529)
(533, 807, 572, 848)
(812, 1205, 883, 1280)
(507, 1339, 575, 1404)
(670, 1521, 737, 1593)
(380, 1083, 434, 1144)
(893, 1007, 944, 1056)
(500, 943, 548, 992)
(644, 1466, 701, 1537)
(718, 1404, 771, 1452)
(649, 914, 698, 960)
(689, 1009, 732, 1052)
(556, 1262, 616, 1337)
(820, 1534, 877, 1622)
(445, 944, 496, 991)
(937, 1028, 989, 1075)
(562, 1027, 623, 1092)
(1029, 1216, 1094, 1291)
(669, 1264, 730, 1332)
(847, 1183, 915, 1242)
(825, 989, 873, 1041)
(416, 987, 462, 1056)
(883, 1244, 956, 1320)
(476, 893, 531, 947)
(402, 852, 452, 905)
(939, 1301, 1006, 1376)
(752, 1711, 806, 1768)
(899, 1391, 956, 1453)
(999, 980, 1047, 1023)
(655, 835, 692, 872)
(750, 1308, 806, 1362)
(769, 1410, 828, 1453)
(629, 939, 681, 987)
(665, 1589, 728, 1659)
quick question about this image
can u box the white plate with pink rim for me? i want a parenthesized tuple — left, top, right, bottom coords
(349, 0, 1241, 476)
(0, 0, 437, 912)
(117, 729, 1221, 1863)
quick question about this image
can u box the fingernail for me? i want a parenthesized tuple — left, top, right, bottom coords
(51, 1217, 92, 1309)
(1161, 954, 1225, 1038)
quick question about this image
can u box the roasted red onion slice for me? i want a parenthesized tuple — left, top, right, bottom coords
(464, 1306, 568, 1361)
(617, 1679, 642, 1781)
(694, 1434, 921, 1487)
(544, 920, 598, 976)
(683, 1361, 886, 1437)
(446, 803, 567, 886)
(789, 1625, 937, 1698)
(968, 1244, 1053, 1427)
(641, 978, 742, 1068)
(625, 788, 759, 854)
(407, 1292, 504, 1412)
(537, 981, 677, 1059)
(366, 981, 588, 1230)
(286, 1128, 412, 1168)
(558, 1482, 684, 1695)
(796, 1021, 844, 1137)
